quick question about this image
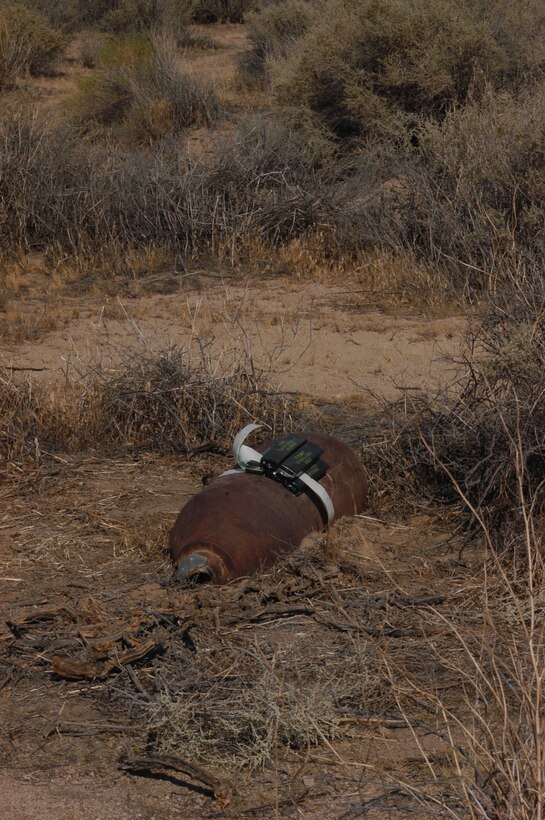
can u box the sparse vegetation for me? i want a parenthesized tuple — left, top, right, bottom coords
(366, 271, 545, 548)
(1, 0, 545, 815)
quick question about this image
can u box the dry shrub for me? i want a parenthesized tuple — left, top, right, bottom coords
(239, 0, 316, 84)
(367, 273, 545, 544)
(274, 0, 509, 142)
(0, 346, 291, 475)
(410, 83, 545, 279)
(0, 2, 64, 92)
(31, 0, 167, 33)
(312, 79, 545, 293)
(182, 0, 255, 24)
(44, 0, 254, 31)
(0, 111, 327, 258)
(18, 0, 78, 31)
(482, 0, 545, 84)
(150, 664, 343, 770)
(75, 346, 290, 454)
(70, 33, 219, 142)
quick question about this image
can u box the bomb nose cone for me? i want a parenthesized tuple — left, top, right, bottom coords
(175, 554, 213, 585)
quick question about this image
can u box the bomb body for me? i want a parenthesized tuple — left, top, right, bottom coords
(170, 432, 367, 584)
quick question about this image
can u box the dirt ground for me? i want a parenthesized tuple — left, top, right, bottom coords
(1, 276, 464, 403)
(0, 447, 475, 818)
(0, 270, 473, 819)
(1, 22, 476, 820)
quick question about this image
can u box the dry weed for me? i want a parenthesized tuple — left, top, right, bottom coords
(0, 344, 292, 477)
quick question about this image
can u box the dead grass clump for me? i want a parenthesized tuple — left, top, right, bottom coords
(0, 304, 60, 343)
(150, 664, 343, 770)
(70, 33, 219, 142)
(0, 2, 64, 92)
(75, 346, 291, 454)
(0, 346, 291, 476)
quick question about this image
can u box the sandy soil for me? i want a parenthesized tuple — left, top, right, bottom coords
(2, 277, 464, 404)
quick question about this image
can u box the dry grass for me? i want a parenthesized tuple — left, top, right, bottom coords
(0, 303, 60, 343)
(0, 344, 292, 477)
(148, 634, 378, 770)
(69, 33, 219, 143)
(375, 431, 545, 818)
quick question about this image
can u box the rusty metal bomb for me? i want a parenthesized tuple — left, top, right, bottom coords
(169, 431, 368, 585)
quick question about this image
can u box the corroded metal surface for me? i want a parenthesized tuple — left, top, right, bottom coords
(170, 432, 368, 584)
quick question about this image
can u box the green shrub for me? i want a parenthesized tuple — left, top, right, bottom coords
(70, 33, 219, 141)
(0, 2, 64, 91)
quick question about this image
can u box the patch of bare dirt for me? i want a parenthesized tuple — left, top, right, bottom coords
(1, 277, 465, 405)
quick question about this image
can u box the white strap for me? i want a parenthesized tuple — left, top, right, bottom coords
(232, 423, 264, 471)
(297, 472, 335, 524)
(221, 425, 335, 524)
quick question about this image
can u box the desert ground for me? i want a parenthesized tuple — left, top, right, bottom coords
(0, 255, 468, 818)
(1, 8, 543, 819)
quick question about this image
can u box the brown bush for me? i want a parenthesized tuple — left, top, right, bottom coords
(239, 0, 316, 84)
(69, 33, 219, 142)
(0, 2, 64, 92)
(0, 347, 291, 475)
(0, 111, 326, 258)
